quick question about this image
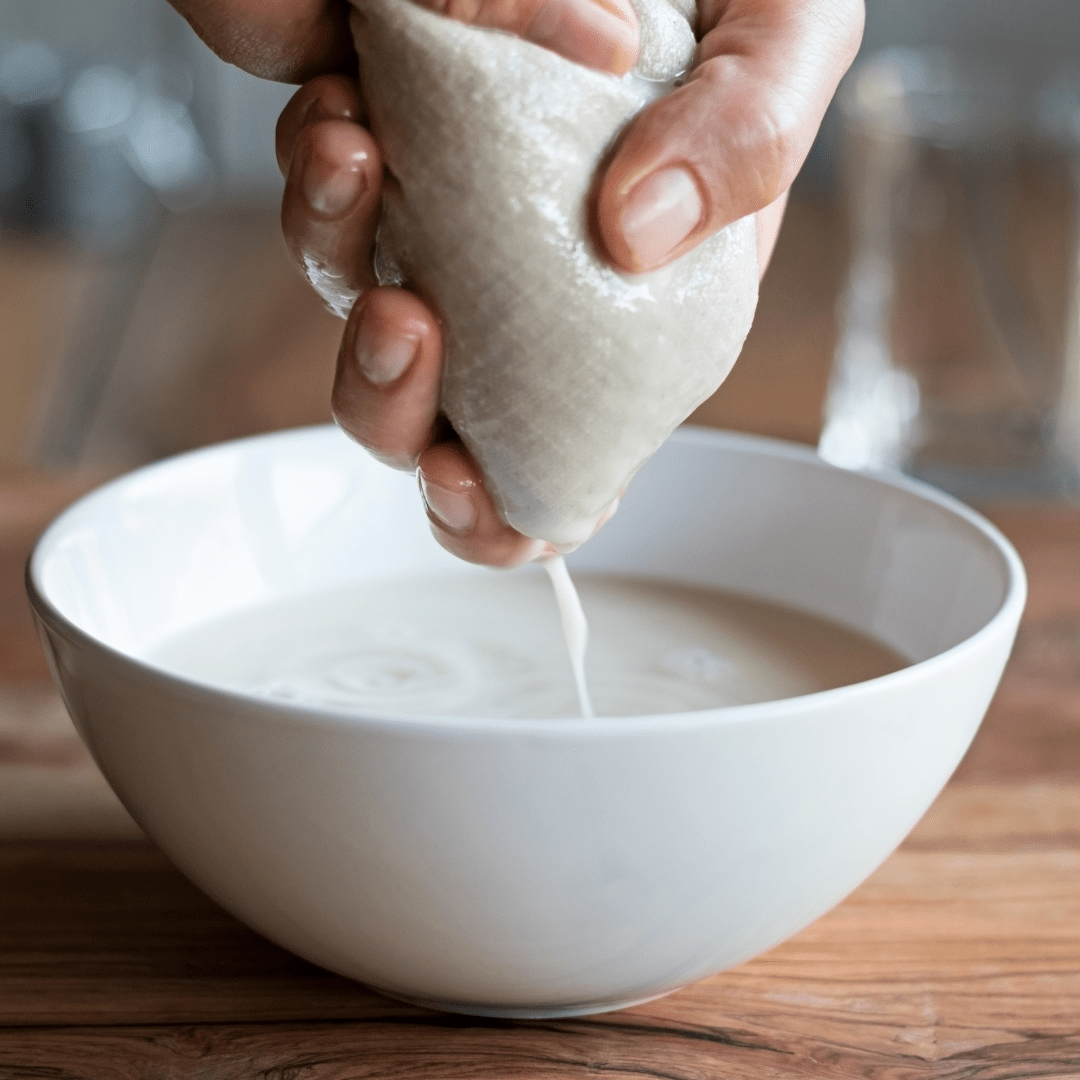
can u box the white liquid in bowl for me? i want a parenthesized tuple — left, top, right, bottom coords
(146, 573, 905, 720)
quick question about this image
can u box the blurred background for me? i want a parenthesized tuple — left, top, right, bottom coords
(0, 0, 335, 477)
(0, 0, 1077, 476)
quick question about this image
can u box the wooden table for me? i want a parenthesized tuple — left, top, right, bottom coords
(2, 470, 1079, 1076)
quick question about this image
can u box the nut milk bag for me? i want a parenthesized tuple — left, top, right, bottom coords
(350, 0, 759, 548)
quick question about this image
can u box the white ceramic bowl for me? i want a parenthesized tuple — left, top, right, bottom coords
(28, 426, 1025, 1018)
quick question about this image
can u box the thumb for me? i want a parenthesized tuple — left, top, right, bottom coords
(596, 0, 863, 272)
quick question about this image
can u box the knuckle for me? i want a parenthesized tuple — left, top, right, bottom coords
(694, 75, 804, 210)
(708, 76, 809, 206)
(332, 406, 410, 468)
(753, 96, 804, 191)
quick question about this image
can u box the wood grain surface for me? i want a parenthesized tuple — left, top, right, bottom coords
(1, 777, 1079, 1079)
(1, 202, 1079, 1078)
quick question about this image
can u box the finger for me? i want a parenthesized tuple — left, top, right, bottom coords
(596, 0, 864, 272)
(276, 75, 363, 176)
(168, 0, 353, 83)
(418, 0, 639, 75)
(418, 443, 551, 568)
(332, 287, 444, 469)
(281, 115, 382, 316)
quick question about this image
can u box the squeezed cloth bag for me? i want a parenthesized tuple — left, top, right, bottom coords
(350, 0, 759, 549)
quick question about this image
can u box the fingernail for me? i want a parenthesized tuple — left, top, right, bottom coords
(541, 0, 638, 75)
(303, 157, 366, 218)
(619, 166, 703, 270)
(585, 0, 638, 73)
(420, 475, 476, 532)
(355, 321, 418, 385)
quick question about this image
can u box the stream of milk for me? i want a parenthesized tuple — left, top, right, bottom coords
(541, 556, 594, 718)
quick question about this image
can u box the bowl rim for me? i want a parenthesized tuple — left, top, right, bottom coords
(26, 424, 1027, 737)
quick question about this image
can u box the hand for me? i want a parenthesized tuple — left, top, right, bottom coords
(276, 74, 560, 567)
(168, 0, 639, 82)
(177, 0, 863, 566)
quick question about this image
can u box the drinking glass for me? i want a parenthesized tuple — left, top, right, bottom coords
(819, 48, 1080, 499)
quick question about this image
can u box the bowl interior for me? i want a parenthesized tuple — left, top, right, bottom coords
(31, 425, 1019, 671)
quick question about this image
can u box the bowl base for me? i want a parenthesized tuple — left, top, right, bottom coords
(368, 983, 679, 1019)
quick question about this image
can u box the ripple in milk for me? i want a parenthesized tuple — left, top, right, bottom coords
(146, 573, 906, 720)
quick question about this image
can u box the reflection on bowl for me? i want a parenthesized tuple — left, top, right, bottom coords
(28, 425, 1025, 1017)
